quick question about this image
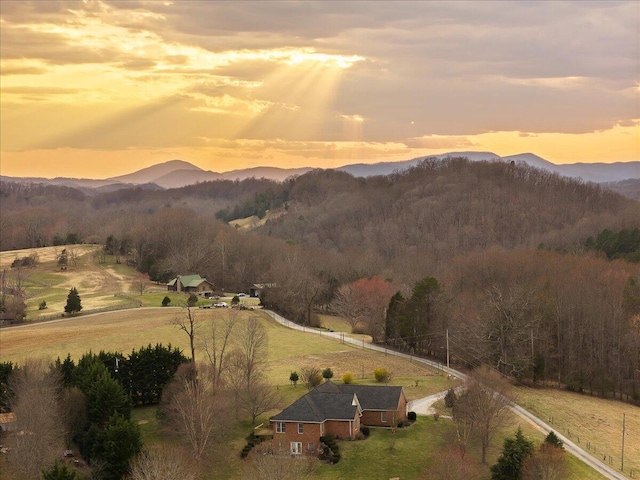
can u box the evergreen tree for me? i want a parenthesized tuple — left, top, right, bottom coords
(490, 427, 534, 480)
(87, 369, 132, 426)
(41, 460, 81, 480)
(64, 287, 82, 314)
(91, 413, 142, 480)
(544, 431, 564, 449)
(322, 367, 334, 381)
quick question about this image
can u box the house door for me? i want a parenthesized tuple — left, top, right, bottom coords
(290, 442, 303, 455)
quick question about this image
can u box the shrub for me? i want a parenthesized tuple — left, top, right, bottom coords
(407, 411, 417, 422)
(231, 295, 240, 305)
(289, 371, 299, 386)
(301, 367, 323, 390)
(361, 426, 370, 437)
(322, 367, 334, 381)
(38, 300, 47, 310)
(342, 372, 354, 384)
(444, 388, 457, 408)
(373, 367, 392, 383)
(161, 296, 171, 307)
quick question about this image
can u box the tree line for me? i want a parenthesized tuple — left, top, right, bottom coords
(1, 158, 638, 402)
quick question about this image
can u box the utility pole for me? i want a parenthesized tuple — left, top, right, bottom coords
(621, 413, 626, 472)
(446, 329, 450, 375)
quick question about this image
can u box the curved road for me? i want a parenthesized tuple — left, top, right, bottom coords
(263, 309, 628, 480)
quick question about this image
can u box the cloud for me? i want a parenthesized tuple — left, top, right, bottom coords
(1, 0, 637, 159)
(404, 135, 475, 149)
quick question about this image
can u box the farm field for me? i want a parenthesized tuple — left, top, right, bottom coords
(516, 386, 640, 477)
(0, 308, 454, 403)
(0, 246, 632, 479)
(1, 306, 628, 479)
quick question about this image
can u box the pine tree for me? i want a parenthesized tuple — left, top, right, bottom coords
(42, 460, 81, 480)
(490, 427, 534, 480)
(64, 287, 82, 314)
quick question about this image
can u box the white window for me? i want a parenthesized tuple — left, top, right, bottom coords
(298, 423, 304, 434)
(290, 442, 303, 455)
(308, 442, 314, 452)
(276, 422, 286, 433)
(381, 411, 387, 423)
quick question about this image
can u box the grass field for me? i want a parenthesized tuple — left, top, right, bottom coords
(0, 246, 634, 479)
(516, 386, 639, 477)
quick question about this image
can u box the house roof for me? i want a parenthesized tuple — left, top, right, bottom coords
(271, 388, 360, 423)
(271, 381, 405, 424)
(167, 275, 210, 288)
(321, 383, 405, 411)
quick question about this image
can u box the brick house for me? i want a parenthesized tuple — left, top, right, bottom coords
(166, 275, 213, 295)
(270, 381, 408, 455)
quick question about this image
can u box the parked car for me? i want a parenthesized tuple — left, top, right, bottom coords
(238, 293, 246, 297)
(214, 302, 228, 308)
(64, 449, 74, 457)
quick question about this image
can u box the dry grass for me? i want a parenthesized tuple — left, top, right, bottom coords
(0, 245, 99, 269)
(515, 386, 639, 476)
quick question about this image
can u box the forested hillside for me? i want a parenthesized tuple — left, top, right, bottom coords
(2, 158, 639, 401)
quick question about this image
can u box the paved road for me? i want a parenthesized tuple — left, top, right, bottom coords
(263, 309, 628, 480)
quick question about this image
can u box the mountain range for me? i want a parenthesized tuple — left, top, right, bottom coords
(1, 152, 637, 191)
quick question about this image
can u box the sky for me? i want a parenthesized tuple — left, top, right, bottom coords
(0, 0, 638, 179)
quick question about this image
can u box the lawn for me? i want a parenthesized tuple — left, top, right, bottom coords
(515, 385, 639, 477)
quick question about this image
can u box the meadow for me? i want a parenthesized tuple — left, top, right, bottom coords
(1, 246, 637, 478)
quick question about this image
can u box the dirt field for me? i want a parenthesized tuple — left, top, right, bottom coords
(0, 245, 99, 269)
(1, 245, 153, 317)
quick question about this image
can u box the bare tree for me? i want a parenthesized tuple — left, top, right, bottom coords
(521, 444, 567, 480)
(241, 443, 317, 480)
(299, 367, 323, 391)
(330, 283, 364, 331)
(202, 310, 239, 387)
(133, 273, 149, 296)
(174, 303, 198, 364)
(237, 376, 281, 426)
(6, 359, 66, 480)
(159, 364, 231, 463)
(127, 445, 197, 480)
(428, 447, 482, 480)
(454, 368, 510, 465)
(226, 317, 275, 422)
(233, 317, 268, 387)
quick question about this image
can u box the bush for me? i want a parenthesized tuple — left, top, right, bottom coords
(322, 367, 334, 381)
(444, 388, 457, 408)
(38, 300, 47, 310)
(373, 367, 392, 383)
(289, 371, 299, 386)
(161, 296, 171, 307)
(361, 426, 370, 437)
(342, 372, 354, 384)
(407, 411, 417, 422)
(301, 367, 323, 390)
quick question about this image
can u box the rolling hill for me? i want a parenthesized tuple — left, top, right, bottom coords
(1, 153, 637, 192)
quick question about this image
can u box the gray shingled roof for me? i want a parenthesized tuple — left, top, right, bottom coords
(271, 382, 404, 423)
(331, 384, 404, 411)
(271, 389, 359, 423)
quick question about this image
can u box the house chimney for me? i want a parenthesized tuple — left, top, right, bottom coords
(176, 275, 181, 292)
